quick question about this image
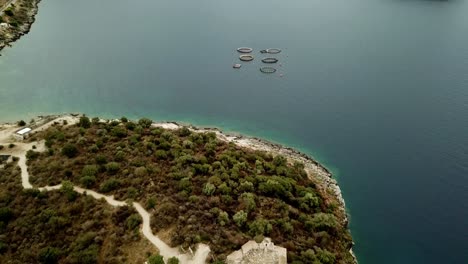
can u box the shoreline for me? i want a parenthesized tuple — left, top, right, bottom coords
(0, 0, 40, 53)
(1, 113, 357, 263)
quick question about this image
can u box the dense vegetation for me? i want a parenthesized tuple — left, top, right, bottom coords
(28, 117, 354, 263)
(0, 159, 155, 264)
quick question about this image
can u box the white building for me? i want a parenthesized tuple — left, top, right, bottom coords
(13, 127, 32, 140)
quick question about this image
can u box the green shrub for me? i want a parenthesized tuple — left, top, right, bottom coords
(126, 214, 142, 230)
(148, 254, 164, 264)
(105, 162, 120, 175)
(4, 9, 13, 17)
(218, 210, 229, 226)
(167, 257, 180, 264)
(111, 127, 127, 138)
(248, 218, 272, 236)
(61, 181, 77, 201)
(78, 116, 91, 128)
(0, 207, 13, 222)
(17, 120, 26, 126)
(100, 179, 120, 193)
(202, 182, 216, 196)
(26, 150, 40, 160)
(233, 210, 247, 227)
(38, 246, 61, 264)
(155, 150, 167, 160)
(80, 176, 96, 188)
(82, 165, 98, 177)
(138, 118, 153, 128)
(62, 144, 78, 158)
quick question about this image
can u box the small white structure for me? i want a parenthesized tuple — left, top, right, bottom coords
(13, 127, 32, 140)
(226, 238, 287, 264)
(0, 23, 9, 29)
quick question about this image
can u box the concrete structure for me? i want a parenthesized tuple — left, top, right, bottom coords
(13, 127, 32, 140)
(226, 238, 287, 264)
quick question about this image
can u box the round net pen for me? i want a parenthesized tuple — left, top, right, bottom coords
(260, 67, 277, 74)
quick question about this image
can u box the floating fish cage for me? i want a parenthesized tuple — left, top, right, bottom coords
(239, 55, 254, 61)
(262, 58, 279, 63)
(260, 67, 277, 74)
(237, 47, 253, 53)
(260, 48, 281, 54)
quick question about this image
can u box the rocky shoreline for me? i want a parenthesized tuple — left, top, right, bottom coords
(155, 121, 358, 263)
(0, 0, 40, 53)
(2, 114, 357, 263)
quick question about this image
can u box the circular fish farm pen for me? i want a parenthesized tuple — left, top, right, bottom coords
(237, 47, 253, 53)
(260, 48, 282, 54)
(262, 58, 279, 63)
(260, 67, 277, 74)
(239, 55, 254, 61)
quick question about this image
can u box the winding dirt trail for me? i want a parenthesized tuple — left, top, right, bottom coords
(0, 117, 211, 264)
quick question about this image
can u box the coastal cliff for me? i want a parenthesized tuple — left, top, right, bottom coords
(0, 0, 40, 53)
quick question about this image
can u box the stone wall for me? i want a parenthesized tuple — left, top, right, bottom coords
(226, 238, 287, 264)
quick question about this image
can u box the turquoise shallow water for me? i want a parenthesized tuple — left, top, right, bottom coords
(1, 0, 468, 263)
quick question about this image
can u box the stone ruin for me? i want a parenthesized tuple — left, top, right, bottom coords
(226, 238, 287, 264)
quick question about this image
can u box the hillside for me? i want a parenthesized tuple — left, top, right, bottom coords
(24, 116, 355, 264)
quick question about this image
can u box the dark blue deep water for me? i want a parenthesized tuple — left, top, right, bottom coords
(1, 0, 467, 263)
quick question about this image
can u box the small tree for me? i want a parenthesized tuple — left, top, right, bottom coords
(17, 120, 26, 126)
(138, 118, 153, 128)
(233, 210, 247, 227)
(167, 257, 180, 264)
(218, 210, 229, 226)
(62, 144, 78, 158)
(203, 182, 216, 196)
(61, 181, 77, 201)
(38, 246, 61, 264)
(78, 116, 91, 128)
(148, 254, 164, 264)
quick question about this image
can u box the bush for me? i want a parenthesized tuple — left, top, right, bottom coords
(105, 162, 120, 175)
(39, 246, 61, 264)
(0, 207, 13, 222)
(202, 182, 216, 196)
(26, 150, 40, 160)
(111, 127, 127, 138)
(148, 254, 164, 264)
(218, 210, 229, 226)
(100, 179, 120, 193)
(82, 165, 98, 176)
(126, 214, 142, 230)
(80, 175, 96, 188)
(167, 257, 180, 264)
(248, 218, 272, 236)
(17, 120, 26, 126)
(4, 9, 13, 17)
(8, 143, 15, 148)
(62, 144, 78, 158)
(61, 181, 77, 201)
(138, 118, 153, 128)
(233, 210, 247, 227)
(120, 116, 128, 123)
(78, 116, 91, 128)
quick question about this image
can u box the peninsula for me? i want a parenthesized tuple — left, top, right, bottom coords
(0, 0, 40, 53)
(0, 114, 357, 264)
